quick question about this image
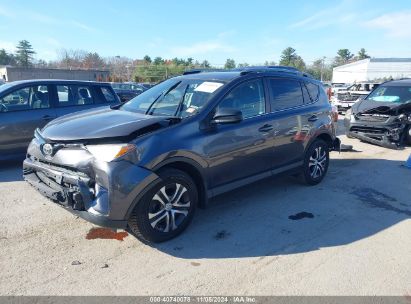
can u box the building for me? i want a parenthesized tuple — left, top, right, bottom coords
(0, 66, 110, 82)
(332, 58, 411, 84)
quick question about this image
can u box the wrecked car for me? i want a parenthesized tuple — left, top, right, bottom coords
(344, 79, 411, 149)
(23, 66, 339, 243)
(332, 82, 380, 112)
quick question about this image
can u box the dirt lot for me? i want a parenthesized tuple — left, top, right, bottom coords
(1, 118, 411, 296)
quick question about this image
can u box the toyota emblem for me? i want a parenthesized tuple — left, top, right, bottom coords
(42, 143, 53, 156)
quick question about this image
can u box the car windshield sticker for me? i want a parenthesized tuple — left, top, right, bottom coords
(371, 96, 400, 102)
(194, 82, 223, 93)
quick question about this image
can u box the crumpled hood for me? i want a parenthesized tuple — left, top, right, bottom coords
(41, 106, 169, 141)
(353, 98, 411, 115)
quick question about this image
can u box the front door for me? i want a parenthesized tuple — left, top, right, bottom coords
(0, 84, 56, 157)
(204, 78, 275, 189)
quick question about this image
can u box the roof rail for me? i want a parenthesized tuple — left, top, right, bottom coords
(234, 66, 313, 78)
(183, 68, 224, 75)
(183, 66, 313, 79)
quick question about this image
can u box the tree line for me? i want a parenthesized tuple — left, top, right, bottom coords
(0, 40, 371, 82)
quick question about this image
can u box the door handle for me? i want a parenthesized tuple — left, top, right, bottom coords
(308, 115, 318, 122)
(258, 124, 273, 132)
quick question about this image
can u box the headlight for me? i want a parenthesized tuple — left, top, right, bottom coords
(86, 144, 136, 162)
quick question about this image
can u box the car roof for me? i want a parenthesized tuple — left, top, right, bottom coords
(179, 66, 317, 83)
(383, 79, 411, 86)
(6, 79, 111, 86)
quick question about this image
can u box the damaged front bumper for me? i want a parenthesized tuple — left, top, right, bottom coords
(344, 113, 410, 149)
(23, 157, 128, 228)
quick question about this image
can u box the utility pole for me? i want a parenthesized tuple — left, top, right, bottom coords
(320, 56, 326, 82)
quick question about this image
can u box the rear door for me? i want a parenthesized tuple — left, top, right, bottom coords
(54, 84, 98, 117)
(0, 84, 56, 157)
(265, 77, 307, 169)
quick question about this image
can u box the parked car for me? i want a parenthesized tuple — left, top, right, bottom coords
(111, 82, 146, 102)
(332, 82, 380, 112)
(344, 79, 411, 149)
(23, 67, 340, 243)
(139, 83, 156, 90)
(0, 79, 120, 160)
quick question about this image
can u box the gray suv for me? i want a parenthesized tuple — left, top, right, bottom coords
(0, 80, 119, 160)
(23, 67, 340, 243)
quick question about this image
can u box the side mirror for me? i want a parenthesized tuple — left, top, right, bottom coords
(211, 108, 243, 124)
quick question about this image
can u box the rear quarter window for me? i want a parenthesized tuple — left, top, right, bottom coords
(95, 86, 118, 104)
(305, 82, 320, 102)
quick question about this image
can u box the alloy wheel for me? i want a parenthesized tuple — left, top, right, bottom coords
(308, 146, 327, 179)
(148, 183, 190, 233)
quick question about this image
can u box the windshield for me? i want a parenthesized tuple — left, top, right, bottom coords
(121, 78, 225, 117)
(111, 83, 143, 91)
(0, 82, 14, 93)
(366, 85, 411, 104)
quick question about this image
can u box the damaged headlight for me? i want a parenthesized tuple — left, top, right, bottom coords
(398, 113, 411, 122)
(86, 144, 136, 162)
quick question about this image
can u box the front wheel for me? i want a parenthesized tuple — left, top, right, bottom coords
(300, 139, 330, 185)
(128, 168, 197, 243)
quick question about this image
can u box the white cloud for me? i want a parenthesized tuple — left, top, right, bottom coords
(71, 20, 97, 33)
(170, 31, 236, 57)
(45, 37, 62, 48)
(289, 1, 357, 30)
(0, 5, 14, 18)
(0, 40, 15, 52)
(364, 11, 411, 38)
(29, 12, 56, 24)
(171, 41, 235, 57)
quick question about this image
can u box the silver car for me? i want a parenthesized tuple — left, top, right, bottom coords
(0, 79, 120, 160)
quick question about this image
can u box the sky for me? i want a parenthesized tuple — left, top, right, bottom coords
(0, 0, 410, 66)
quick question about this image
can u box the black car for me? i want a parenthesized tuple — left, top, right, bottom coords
(23, 66, 340, 243)
(344, 79, 411, 149)
(111, 82, 146, 102)
(0, 79, 120, 160)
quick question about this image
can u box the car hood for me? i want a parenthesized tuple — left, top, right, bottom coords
(353, 98, 411, 115)
(41, 107, 171, 141)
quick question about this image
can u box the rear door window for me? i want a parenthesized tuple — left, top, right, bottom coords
(0, 85, 51, 112)
(56, 85, 94, 107)
(305, 82, 319, 102)
(267, 78, 304, 111)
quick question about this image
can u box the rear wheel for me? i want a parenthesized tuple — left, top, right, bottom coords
(128, 168, 197, 243)
(404, 126, 411, 146)
(300, 139, 329, 185)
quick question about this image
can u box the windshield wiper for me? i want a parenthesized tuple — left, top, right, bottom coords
(145, 81, 182, 115)
(174, 84, 190, 117)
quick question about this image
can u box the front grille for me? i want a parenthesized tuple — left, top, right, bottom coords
(350, 126, 386, 135)
(337, 93, 360, 102)
(356, 114, 389, 122)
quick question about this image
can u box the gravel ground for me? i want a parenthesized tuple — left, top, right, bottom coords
(0, 118, 410, 296)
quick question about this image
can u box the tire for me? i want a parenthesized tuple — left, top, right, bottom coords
(300, 139, 330, 185)
(128, 168, 197, 243)
(404, 126, 411, 146)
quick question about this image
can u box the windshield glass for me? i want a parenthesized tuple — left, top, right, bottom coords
(121, 78, 225, 117)
(0, 82, 14, 93)
(112, 83, 145, 91)
(366, 85, 411, 103)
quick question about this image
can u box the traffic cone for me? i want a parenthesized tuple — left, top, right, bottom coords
(405, 154, 411, 169)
